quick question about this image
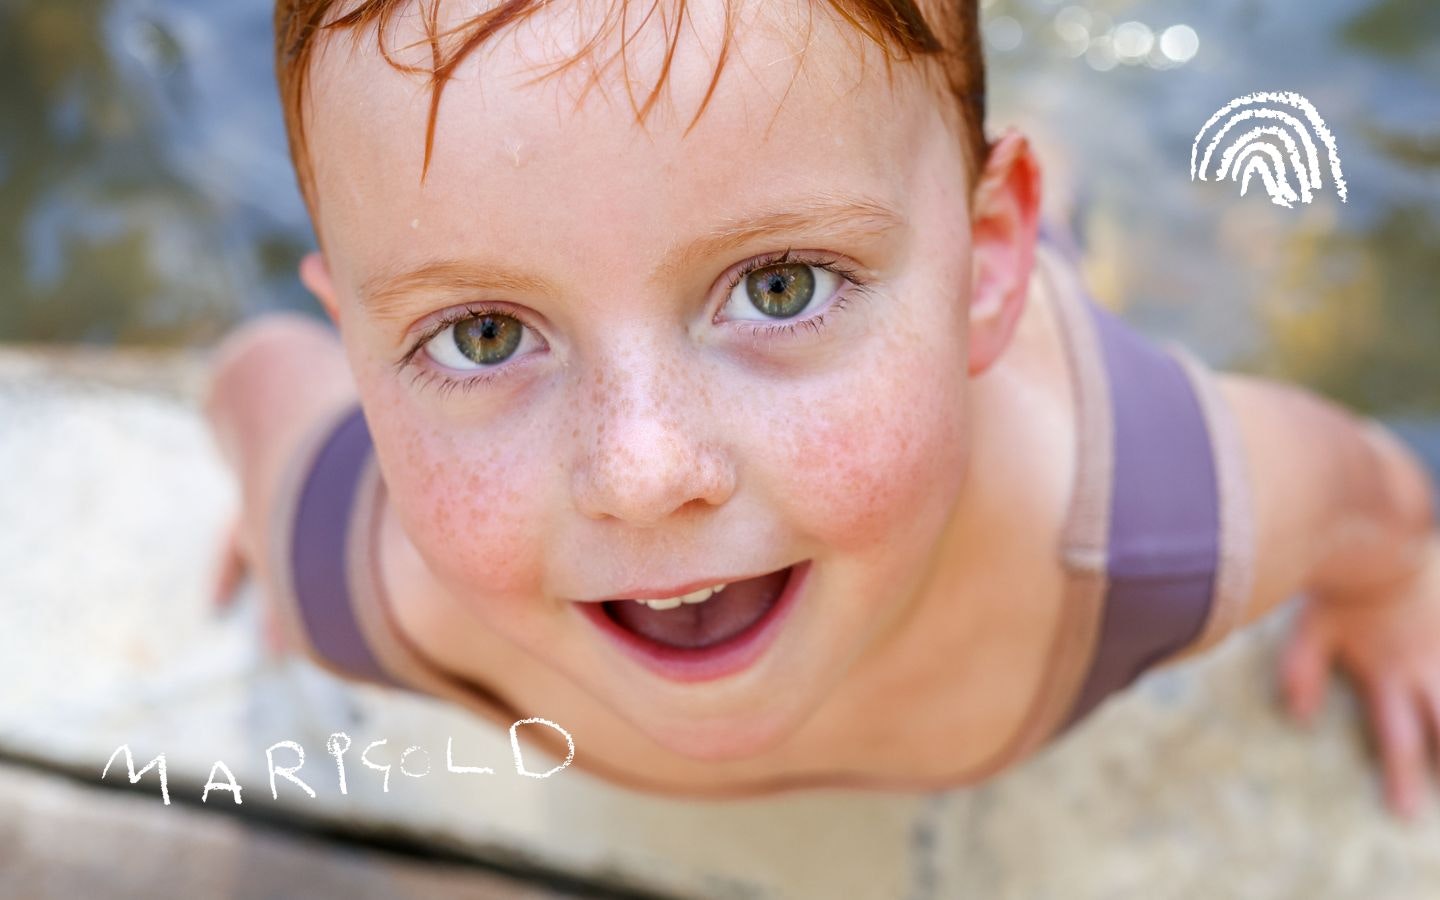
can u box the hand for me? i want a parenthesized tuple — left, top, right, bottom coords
(208, 510, 287, 656)
(211, 513, 248, 611)
(203, 320, 313, 659)
(1280, 532, 1440, 822)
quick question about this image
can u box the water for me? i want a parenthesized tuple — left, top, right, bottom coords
(1, 0, 1436, 440)
(1, 0, 309, 345)
(987, 0, 1440, 427)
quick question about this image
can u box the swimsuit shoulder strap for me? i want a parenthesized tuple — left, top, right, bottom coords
(955, 242, 1118, 777)
(1048, 253, 1257, 738)
(1154, 342, 1257, 663)
(347, 461, 528, 726)
(268, 402, 405, 688)
(271, 401, 527, 725)
(958, 237, 1258, 780)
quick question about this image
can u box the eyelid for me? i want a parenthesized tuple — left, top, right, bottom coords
(714, 248, 869, 324)
(396, 302, 546, 375)
(409, 300, 540, 345)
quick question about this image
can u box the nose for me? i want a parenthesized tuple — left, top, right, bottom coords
(569, 358, 736, 528)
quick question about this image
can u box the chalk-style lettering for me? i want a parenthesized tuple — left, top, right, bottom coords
(510, 718, 575, 779)
(266, 740, 316, 800)
(202, 760, 243, 805)
(101, 745, 169, 805)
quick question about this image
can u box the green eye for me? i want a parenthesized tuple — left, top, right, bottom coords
(744, 263, 815, 319)
(723, 257, 848, 328)
(453, 314, 523, 365)
(424, 311, 531, 370)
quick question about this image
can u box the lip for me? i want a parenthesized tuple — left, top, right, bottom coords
(575, 560, 811, 683)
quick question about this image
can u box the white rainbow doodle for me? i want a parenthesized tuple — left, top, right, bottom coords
(1190, 92, 1347, 208)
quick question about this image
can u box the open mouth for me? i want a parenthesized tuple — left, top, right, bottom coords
(576, 561, 809, 682)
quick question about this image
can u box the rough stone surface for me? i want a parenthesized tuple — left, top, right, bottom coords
(3, 346, 1438, 899)
(0, 761, 571, 899)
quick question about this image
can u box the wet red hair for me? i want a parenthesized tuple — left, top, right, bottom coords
(275, 0, 987, 214)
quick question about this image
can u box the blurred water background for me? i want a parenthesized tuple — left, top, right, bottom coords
(1, 0, 1437, 460)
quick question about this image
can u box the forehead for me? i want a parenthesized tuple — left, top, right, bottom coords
(304, 0, 949, 285)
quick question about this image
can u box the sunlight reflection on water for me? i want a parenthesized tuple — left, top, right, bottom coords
(1, 0, 1436, 450)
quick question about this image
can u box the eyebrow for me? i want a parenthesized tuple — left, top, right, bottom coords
(358, 191, 906, 321)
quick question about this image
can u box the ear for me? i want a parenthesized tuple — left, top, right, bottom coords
(967, 129, 1043, 377)
(299, 251, 341, 327)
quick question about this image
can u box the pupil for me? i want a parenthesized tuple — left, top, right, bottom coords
(746, 263, 813, 319)
(455, 314, 522, 365)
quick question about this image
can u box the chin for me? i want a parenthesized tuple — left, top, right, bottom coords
(631, 701, 810, 763)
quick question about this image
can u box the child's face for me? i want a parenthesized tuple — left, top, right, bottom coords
(301, 2, 1018, 760)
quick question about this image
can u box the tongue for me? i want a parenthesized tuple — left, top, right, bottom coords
(606, 567, 790, 649)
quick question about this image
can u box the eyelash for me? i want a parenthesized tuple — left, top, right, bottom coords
(397, 249, 872, 397)
(722, 247, 870, 342)
(395, 304, 530, 398)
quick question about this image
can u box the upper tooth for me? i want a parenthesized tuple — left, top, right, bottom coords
(680, 586, 714, 604)
(632, 581, 729, 610)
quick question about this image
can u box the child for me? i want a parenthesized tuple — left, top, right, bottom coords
(204, 0, 1440, 818)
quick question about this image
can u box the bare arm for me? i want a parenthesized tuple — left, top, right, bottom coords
(202, 313, 359, 644)
(1220, 372, 1437, 628)
(1219, 371, 1440, 822)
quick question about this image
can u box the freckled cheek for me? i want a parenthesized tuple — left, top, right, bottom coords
(373, 422, 550, 604)
(775, 347, 968, 554)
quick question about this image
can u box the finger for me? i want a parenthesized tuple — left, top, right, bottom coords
(1365, 680, 1428, 821)
(1280, 610, 1331, 726)
(211, 517, 249, 611)
(261, 597, 288, 657)
(263, 604, 285, 653)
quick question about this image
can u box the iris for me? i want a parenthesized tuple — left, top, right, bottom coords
(746, 262, 815, 319)
(454, 313, 524, 365)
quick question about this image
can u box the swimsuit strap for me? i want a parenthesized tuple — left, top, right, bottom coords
(270, 403, 404, 688)
(1053, 290, 1220, 734)
(271, 400, 528, 724)
(957, 240, 1257, 781)
(1041, 252, 1256, 739)
(950, 243, 1117, 782)
(1164, 343, 1257, 661)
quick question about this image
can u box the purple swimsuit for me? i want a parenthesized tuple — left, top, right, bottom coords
(278, 404, 399, 687)
(266, 238, 1256, 782)
(1050, 248, 1254, 738)
(268, 400, 520, 719)
(968, 240, 1256, 776)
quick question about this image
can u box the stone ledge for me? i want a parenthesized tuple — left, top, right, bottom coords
(0, 759, 577, 900)
(0, 343, 215, 402)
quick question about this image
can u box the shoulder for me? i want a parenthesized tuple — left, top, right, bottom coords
(202, 313, 362, 652)
(203, 313, 358, 508)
